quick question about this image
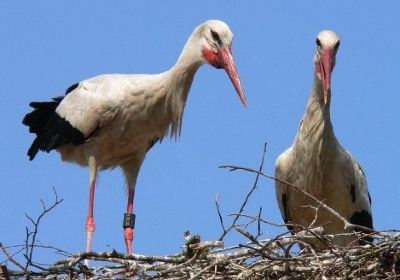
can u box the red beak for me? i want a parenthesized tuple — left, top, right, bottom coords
(319, 49, 334, 104)
(217, 47, 247, 107)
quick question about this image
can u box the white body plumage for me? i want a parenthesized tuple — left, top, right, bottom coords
(57, 72, 191, 169)
(23, 19, 246, 255)
(275, 31, 373, 247)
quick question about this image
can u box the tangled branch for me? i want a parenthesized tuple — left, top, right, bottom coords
(2, 228, 399, 279)
(1, 144, 398, 279)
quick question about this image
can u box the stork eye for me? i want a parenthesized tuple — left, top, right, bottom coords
(210, 30, 222, 45)
(316, 38, 322, 47)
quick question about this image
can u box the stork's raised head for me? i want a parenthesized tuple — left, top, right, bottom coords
(193, 20, 246, 106)
(314, 30, 340, 105)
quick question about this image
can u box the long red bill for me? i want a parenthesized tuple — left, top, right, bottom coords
(217, 47, 247, 107)
(319, 49, 334, 105)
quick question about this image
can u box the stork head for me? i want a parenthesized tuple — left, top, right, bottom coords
(195, 20, 247, 106)
(313, 30, 340, 105)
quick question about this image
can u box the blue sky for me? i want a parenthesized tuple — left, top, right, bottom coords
(1, 1, 399, 266)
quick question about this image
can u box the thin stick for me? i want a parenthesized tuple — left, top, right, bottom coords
(0, 243, 25, 271)
(214, 193, 226, 234)
(219, 164, 375, 234)
(23, 187, 63, 270)
(219, 143, 268, 240)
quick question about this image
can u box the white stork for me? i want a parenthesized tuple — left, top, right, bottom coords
(275, 30, 373, 247)
(22, 20, 247, 255)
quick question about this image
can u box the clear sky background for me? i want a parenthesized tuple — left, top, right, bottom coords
(1, 1, 399, 266)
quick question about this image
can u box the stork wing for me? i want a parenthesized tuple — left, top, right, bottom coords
(341, 149, 373, 230)
(57, 73, 159, 138)
(275, 147, 295, 232)
(56, 80, 119, 138)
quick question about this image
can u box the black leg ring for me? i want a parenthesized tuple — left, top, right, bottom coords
(123, 213, 136, 229)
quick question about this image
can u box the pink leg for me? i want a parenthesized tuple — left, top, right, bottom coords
(85, 157, 97, 254)
(122, 158, 143, 255)
(123, 187, 135, 255)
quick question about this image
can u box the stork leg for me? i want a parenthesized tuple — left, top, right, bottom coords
(123, 186, 135, 255)
(122, 156, 144, 255)
(85, 156, 97, 254)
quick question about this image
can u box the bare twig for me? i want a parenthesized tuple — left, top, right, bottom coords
(218, 143, 268, 241)
(257, 207, 262, 237)
(23, 187, 63, 271)
(219, 164, 375, 234)
(3, 217, 399, 279)
(215, 193, 226, 234)
(2, 144, 398, 279)
(0, 244, 25, 272)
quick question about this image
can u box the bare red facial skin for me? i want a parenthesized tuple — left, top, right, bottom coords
(202, 47, 247, 106)
(202, 48, 223, 69)
(316, 49, 334, 104)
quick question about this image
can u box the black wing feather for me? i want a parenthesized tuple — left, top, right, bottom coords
(22, 83, 86, 160)
(281, 193, 295, 234)
(349, 210, 374, 243)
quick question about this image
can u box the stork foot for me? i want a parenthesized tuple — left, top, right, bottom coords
(124, 228, 134, 255)
(123, 213, 136, 255)
(85, 217, 96, 253)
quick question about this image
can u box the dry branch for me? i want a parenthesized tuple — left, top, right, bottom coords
(1, 144, 398, 279)
(2, 229, 399, 279)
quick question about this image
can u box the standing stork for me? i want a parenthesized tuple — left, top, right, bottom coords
(275, 30, 373, 247)
(22, 20, 247, 255)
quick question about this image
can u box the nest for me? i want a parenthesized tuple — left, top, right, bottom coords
(1, 228, 399, 280)
(2, 145, 398, 279)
